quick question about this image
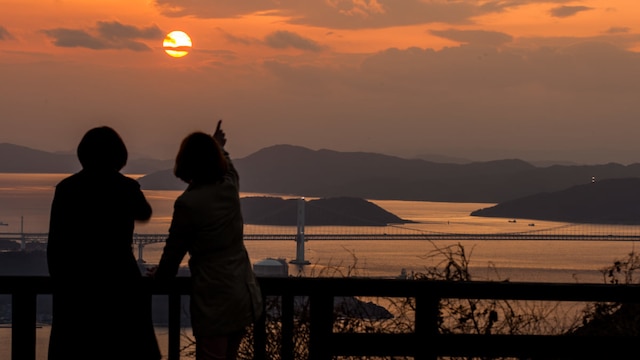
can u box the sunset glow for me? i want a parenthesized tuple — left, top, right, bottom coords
(3, 1, 640, 164)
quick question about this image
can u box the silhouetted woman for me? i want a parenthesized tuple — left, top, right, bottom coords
(47, 126, 161, 360)
(151, 121, 262, 360)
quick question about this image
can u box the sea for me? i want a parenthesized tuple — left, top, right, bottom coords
(2, 172, 639, 359)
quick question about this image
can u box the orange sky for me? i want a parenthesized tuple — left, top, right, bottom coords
(3, 0, 640, 164)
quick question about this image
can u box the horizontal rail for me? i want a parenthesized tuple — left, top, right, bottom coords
(1, 276, 640, 360)
(3, 232, 640, 245)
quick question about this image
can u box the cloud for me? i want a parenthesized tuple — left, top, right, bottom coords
(41, 21, 164, 51)
(429, 29, 513, 46)
(154, 0, 275, 18)
(604, 27, 630, 34)
(549, 5, 593, 18)
(217, 28, 324, 51)
(40, 29, 107, 49)
(0, 26, 14, 40)
(152, 0, 527, 29)
(96, 21, 164, 40)
(215, 37, 639, 164)
(325, 0, 385, 17)
(264, 30, 324, 51)
(217, 28, 259, 46)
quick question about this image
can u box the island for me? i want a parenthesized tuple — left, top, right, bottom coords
(240, 196, 413, 226)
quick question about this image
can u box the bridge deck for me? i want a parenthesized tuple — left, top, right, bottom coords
(2, 232, 640, 245)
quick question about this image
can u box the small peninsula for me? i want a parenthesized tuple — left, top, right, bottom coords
(470, 177, 640, 225)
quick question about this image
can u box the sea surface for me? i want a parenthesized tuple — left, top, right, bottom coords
(2, 173, 640, 359)
(1, 173, 638, 283)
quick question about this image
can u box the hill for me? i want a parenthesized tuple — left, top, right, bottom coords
(470, 178, 640, 224)
(240, 196, 412, 226)
(5, 142, 640, 203)
(139, 144, 640, 203)
(0, 143, 79, 173)
(0, 143, 173, 174)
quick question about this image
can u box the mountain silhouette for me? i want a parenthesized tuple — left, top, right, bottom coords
(0, 143, 173, 174)
(139, 144, 640, 203)
(0, 143, 79, 173)
(4, 142, 640, 204)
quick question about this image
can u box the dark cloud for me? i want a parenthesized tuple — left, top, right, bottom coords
(41, 21, 163, 51)
(96, 21, 164, 40)
(217, 28, 258, 46)
(154, 0, 274, 18)
(430, 29, 513, 46)
(353, 39, 640, 95)
(264, 30, 324, 51)
(0, 26, 14, 40)
(152, 0, 521, 29)
(515, 32, 640, 52)
(218, 28, 324, 51)
(549, 5, 593, 18)
(604, 27, 630, 34)
(206, 49, 239, 61)
(41, 29, 107, 49)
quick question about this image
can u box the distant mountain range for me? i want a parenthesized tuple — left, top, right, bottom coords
(0, 143, 173, 174)
(4, 142, 640, 206)
(138, 144, 640, 204)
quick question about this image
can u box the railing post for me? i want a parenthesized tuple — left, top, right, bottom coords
(281, 294, 295, 360)
(167, 293, 181, 360)
(414, 290, 439, 360)
(12, 291, 37, 360)
(252, 293, 268, 360)
(308, 293, 333, 360)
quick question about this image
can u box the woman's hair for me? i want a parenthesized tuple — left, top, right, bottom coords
(77, 126, 128, 171)
(174, 131, 228, 184)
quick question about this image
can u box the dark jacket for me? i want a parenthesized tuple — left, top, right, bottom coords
(47, 169, 160, 359)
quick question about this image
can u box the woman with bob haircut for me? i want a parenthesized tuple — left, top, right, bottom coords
(150, 121, 262, 360)
(47, 126, 161, 360)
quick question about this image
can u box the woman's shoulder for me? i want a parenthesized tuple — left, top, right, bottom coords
(55, 172, 84, 188)
(119, 173, 143, 186)
(58, 170, 141, 189)
(181, 181, 238, 201)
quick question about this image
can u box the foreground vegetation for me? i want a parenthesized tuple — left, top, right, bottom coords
(167, 243, 640, 359)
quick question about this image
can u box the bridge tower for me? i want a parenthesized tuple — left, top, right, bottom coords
(19, 216, 25, 251)
(290, 198, 310, 266)
(137, 243, 145, 266)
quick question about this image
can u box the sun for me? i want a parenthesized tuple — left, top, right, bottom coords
(163, 31, 192, 58)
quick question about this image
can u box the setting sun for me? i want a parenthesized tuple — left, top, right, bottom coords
(163, 30, 192, 58)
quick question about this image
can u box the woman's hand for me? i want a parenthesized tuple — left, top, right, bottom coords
(146, 265, 158, 277)
(213, 119, 227, 147)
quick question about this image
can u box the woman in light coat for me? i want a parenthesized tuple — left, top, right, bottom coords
(152, 121, 262, 360)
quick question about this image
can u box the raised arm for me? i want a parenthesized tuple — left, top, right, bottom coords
(213, 119, 239, 187)
(213, 119, 226, 148)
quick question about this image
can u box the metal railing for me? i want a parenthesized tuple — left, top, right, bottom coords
(2, 276, 640, 360)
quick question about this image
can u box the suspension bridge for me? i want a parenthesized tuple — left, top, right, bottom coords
(3, 222, 640, 265)
(3, 199, 640, 265)
(3, 222, 640, 246)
